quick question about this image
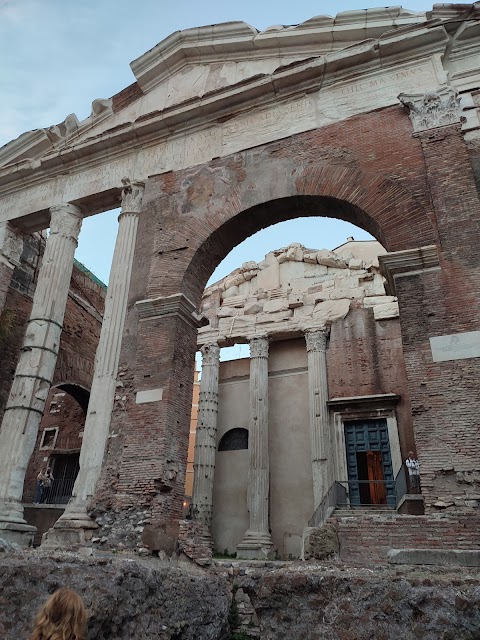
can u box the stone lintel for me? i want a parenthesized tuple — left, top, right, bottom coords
(136, 293, 208, 328)
(378, 245, 439, 295)
(327, 393, 400, 409)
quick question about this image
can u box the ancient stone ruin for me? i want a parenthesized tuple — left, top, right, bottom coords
(1, 3, 480, 637)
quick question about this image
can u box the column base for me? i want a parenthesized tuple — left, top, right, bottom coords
(42, 505, 98, 550)
(0, 521, 36, 548)
(237, 530, 276, 560)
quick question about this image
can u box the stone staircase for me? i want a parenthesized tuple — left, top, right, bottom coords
(333, 506, 395, 518)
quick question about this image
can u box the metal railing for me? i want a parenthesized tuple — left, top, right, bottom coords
(37, 478, 76, 505)
(307, 465, 409, 527)
(308, 482, 348, 527)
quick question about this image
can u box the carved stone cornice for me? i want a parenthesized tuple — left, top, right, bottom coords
(305, 328, 330, 352)
(49, 203, 83, 243)
(249, 336, 269, 359)
(398, 86, 463, 132)
(120, 178, 145, 215)
(136, 293, 208, 328)
(201, 343, 220, 366)
(378, 245, 440, 295)
(0, 222, 23, 267)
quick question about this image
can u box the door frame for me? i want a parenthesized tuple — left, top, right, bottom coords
(328, 394, 402, 505)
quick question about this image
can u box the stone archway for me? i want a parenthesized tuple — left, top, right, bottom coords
(92, 145, 436, 538)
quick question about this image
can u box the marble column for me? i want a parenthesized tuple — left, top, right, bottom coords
(0, 222, 23, 313)
(0, 204, 82, 546)
(45, 179, 145, 546)
(237, 335, 274, 559)
(305, 327, 332, 511)
(192, 343, 221, 528)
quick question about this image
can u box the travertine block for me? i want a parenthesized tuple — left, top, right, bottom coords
(305, 292, 326, 306)
(286, 246, 303, 261)
(217, 306, 243, 317)
(257, 310, 293, 323)
(325, 287, 364, 300)
(221, 295, 245, 308)
(223, 285, 239, 298)
(317, 250, 347, 268)
(363, 295, 397, 307)
(349, 258, 364, 269)
(224, 272, 246, 289)
(364, 274, 386, 296)
(288, 294, 304, 308)
(294, 304, 315, 319)
(218, 316, 255, 331)
(257, 263, 280, 291)
(244, 301, 263, 315)
(263, 298, 289, 313)
(373, 302, 399, 320)
(303, 252, 318, 263)
(313, 299, 351, 323)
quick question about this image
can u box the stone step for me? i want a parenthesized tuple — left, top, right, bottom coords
(333, 508, 395, 517)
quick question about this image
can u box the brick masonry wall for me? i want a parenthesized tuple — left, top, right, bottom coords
(0, 235, 105, 506)
(334, 513, 480, 564)
(101, 103, 480, 547)
(328, 307, 414, 455)
(102, 104, 435, 537)
(395, 125, 480, 509)
(23, 388, 86, 503)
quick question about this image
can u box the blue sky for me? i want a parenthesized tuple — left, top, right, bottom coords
(1, 0, 459, 285)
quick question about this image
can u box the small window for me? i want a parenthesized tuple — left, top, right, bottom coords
(40, 427, 58, 450)
(218, 428, 248, 451)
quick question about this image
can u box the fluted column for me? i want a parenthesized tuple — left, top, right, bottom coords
(0, 222, 23, 313)
(0, 204, 82, 545)
(237, 335, 274, 559)
(47, 179, 145, 544)
(305, 327, 332, 510)
(192, 343, 220, 528)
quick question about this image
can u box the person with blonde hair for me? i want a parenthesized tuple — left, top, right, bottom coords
(30, 587, 87, 640)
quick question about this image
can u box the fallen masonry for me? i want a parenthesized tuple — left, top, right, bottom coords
(1, 550, 480, 640)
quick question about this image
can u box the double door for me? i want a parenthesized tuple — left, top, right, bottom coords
(344, 419, 395, 508)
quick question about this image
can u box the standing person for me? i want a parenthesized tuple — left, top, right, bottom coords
(41, 467, 54, 504)
(35, 470, 46, 504)
(405, 451, 420, 494)
(30, 587, 87, 640)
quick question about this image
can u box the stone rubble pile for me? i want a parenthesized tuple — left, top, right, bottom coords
(199, 243, 398, 343)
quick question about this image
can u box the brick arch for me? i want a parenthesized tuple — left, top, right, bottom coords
(180, 162, 435, 303)
(53, 351, 95, 393)
(51, 382, 90, 413)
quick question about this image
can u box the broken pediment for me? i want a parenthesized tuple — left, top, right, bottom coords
(0, 6, 449, 168)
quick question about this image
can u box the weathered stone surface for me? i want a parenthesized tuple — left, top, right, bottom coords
(303, 524, 339, 560)
(313, 299, 351, 324)
(373, 301, 399, 320)
(0, 555, 229, 640)
(316, 249, 347, 268)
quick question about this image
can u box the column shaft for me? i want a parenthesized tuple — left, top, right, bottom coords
(237, 336, 273, 559)
(49, 180, 145, 539)
(192, 343, 220, 527)
(0, 223, 23, 313)
(0, 204, 82, 539)
(305, 328, 332, 510)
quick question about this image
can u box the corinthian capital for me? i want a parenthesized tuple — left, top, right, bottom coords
(201, 343, 220, 366)
(0, 222, 23, 266)
(121, 178, 145, 214)
(305, 328, 330, 352)
(49, 203, 83, 241)
(249, 335, 269, 359)
(398, 86, 463, 132)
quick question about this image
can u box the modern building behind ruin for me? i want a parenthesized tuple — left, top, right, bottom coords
(0, 4, 479, 561)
